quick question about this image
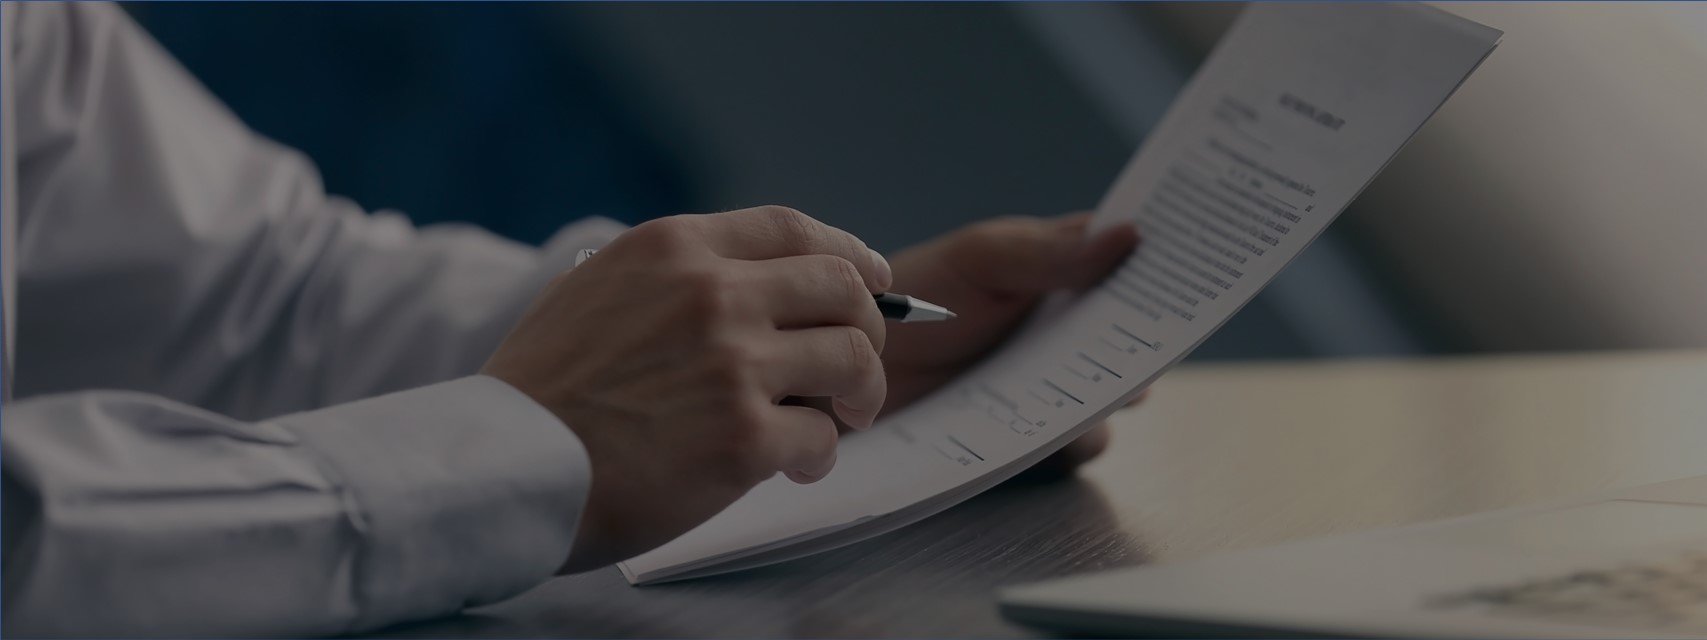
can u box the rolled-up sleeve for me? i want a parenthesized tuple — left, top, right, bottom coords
(2, 375, 590, 638)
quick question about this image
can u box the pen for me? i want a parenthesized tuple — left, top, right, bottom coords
(576, 249, 957, 322)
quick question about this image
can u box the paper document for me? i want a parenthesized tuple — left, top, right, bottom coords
(622, 2, 1501, 585)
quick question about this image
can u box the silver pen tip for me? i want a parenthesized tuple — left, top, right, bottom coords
(904, 298, 956, 322)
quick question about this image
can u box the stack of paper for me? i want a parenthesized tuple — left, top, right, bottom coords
(621, 1, 1501, 585)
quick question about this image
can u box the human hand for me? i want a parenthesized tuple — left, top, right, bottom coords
(880, 213, 1141, 471)
(480, 206, 891, 572)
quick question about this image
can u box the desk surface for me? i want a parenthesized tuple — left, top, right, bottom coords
(382, 350, 1707, 638)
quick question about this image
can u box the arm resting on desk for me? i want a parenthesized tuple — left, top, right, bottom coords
(3, 4, 616, 634)
(1, 376, 590, 638)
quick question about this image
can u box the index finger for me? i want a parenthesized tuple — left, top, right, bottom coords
(686, 206, 893, 292)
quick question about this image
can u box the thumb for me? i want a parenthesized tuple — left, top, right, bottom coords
(940, 214, 1137, 295)
(1056, 216, 1140, 290)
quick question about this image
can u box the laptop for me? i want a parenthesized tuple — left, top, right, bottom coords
(1000, 474, 1707, 638)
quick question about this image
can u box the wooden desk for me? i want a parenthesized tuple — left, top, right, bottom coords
(381, 350, 1707, 638)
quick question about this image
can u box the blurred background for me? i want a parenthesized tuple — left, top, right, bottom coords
(122, 2, 1707, 362)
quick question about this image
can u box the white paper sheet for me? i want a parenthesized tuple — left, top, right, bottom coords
(622, 2, 1501, 585)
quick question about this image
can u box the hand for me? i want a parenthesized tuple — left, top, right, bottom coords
(881, 214, 1140, 471)
(480, 206, 892, 572)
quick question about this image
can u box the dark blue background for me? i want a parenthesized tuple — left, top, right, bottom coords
(129, 3, 691, 245)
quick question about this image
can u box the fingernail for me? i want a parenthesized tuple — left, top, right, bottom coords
(789, 451, 836, 484)
(835, 398, 875, 430)
(868, 247, 893, 291)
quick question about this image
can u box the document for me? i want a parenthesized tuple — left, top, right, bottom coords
(621, 2, 1501, 585)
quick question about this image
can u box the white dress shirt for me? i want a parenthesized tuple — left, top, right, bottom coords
(1, 3, 628, 636)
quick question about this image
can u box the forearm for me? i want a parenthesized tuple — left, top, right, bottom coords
(1, 377, 587, 638)
(8, 1, 629, 417)
(180, 213, 626, 416)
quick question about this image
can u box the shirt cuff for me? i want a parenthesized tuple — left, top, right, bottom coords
(538, 215, 630, 275)
(276, 375, 588, 631)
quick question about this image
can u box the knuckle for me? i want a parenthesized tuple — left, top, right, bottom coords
(839, 326, 879, 375)
(718, 411, 775, 485)
(630, 216, 675, 240)
(763, 206, 819, 252)
(758, 204, 805, 223)
(722, 397, 768, 439)
(822, 255, 867, 298)
(679, 267, 739, 317)
(631, 216, 696, 250)
(678, 263, 721, 290)
(704, 339, 761, 389)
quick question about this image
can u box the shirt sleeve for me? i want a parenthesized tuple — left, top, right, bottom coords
(2, 3, 624, 636)
(9, 1, 628, 420)
(2, 375, 591, 638)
